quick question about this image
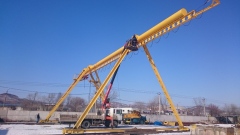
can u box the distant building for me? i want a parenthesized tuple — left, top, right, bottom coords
(0, 93, 22, 110)
(185, 106, 210, 116)
(111, 107, 138, 114)
(0, 104, 22, 110)
(161, 105, 188, 115)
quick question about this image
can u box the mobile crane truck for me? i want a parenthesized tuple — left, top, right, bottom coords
(59, 69, 122, 128)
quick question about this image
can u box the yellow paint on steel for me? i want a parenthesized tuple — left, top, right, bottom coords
(155, 128, 189, 132)
(89, 71, 105, 102)
(94, 71, 105, 101)
(137, 8, 187, 43)
(73, 49, 129, 129)
(41, 68, 89, 122)
(63, 128, 125, 134)
(143, 45, 184, 128)
(41, 8, 185, 122)
(89, 8, 188, 73)
(194, 0, 220, 17)
(44, 0, 220, 124)
(63, 127, 189, 134)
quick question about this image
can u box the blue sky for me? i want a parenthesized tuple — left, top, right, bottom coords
(0, 0, 239, 108)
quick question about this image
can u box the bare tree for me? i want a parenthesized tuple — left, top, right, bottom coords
(146, 95, 169, 114)
(55, 93, 62, 103)
(55, 92, 64, 111)
(22, 93, 38, 110)
(68, 97, 86, 112)
(46, 93, 56, 104)
(230, 104, 238, 115)
(92, 88, 119, 109)
(108, 90, 119, 102)
(237, 106, 240, 115)
(26, 92, 38, 101)
(21, 98, 32, 110)
(38, 95, 47, 111)
(36, 93, 56, 111)
(223, 104, 239, 115)
(193, 97, 204, 116)
(45, 93, 56, 111)
(31, 92, 38, 110)
(147, 96, 158, 114)
(208, 104, 221, 116)
(64, 95, 72, 111)
(160, 96, 168, 112)
(132, 101, 146, 112)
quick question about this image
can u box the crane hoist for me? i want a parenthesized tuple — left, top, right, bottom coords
(39, 0, 220, 134)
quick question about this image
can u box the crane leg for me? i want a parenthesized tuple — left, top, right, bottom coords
(143, 45, 187, 130)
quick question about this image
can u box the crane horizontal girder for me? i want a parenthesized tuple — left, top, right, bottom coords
(82, 0, 220, 73)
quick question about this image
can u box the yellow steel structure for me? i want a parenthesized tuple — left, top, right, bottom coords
(73, 49, 129, 129)
(40, 0, 220, 133)
(62, 127, 189, 135)
(143, 45, 186, 129)
(89, 71, 105, 102)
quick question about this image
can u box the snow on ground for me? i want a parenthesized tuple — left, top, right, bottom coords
(0, 124, 191, 135)
(0, 124, 66, 135)
(196, 124, 235, 127)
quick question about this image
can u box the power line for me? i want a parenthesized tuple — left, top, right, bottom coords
(0, 86, 89, 96)
(0, 85, 233, 107)
(0, 79, 234, 105)
(0, 80, 91, 87)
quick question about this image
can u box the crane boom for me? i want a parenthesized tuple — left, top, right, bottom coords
(41, 1, 220, 132)
(102, 65, 120, 109)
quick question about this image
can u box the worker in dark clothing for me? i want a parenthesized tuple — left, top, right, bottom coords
(36, 113, 40, 123)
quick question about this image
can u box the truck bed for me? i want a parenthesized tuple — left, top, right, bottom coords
(60, 114, 105, 123)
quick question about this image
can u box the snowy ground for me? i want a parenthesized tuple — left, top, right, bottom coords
(0, 124, 191, 135)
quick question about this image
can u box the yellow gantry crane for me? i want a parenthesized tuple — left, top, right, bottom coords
(40, 0, 220, 133)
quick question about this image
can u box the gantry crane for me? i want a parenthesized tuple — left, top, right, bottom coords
(40, 0, 220, 133)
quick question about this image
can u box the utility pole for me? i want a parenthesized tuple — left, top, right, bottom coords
(158, 92, 161, 115)
(3, 89, 9, 107)
(32, 92, 38, 110)
(203, 98, 206, 116)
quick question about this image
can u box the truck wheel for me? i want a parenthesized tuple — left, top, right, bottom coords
(105, 120, 110, 128)
(113, 120, 118, 128)
(81, 120, 91, 129)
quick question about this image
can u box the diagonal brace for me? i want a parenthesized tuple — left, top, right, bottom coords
(73, 49, 129, 129)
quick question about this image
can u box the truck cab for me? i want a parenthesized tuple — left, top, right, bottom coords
(109, 108, 123, 124)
